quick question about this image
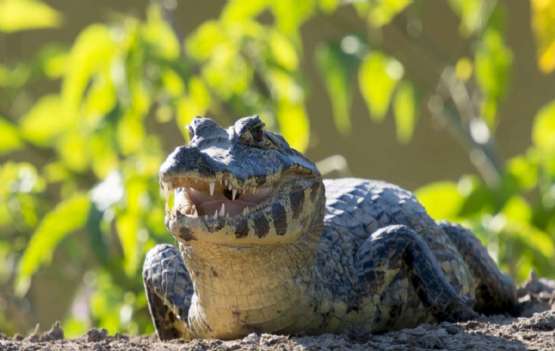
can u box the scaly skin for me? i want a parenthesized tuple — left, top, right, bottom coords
(143, 116, 517, 340)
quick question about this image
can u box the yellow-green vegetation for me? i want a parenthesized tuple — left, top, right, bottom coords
(0, 0, 554, 337)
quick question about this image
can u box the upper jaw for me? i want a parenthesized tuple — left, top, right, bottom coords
(161, 170, 310, 220)
(161, 170, 322, 243)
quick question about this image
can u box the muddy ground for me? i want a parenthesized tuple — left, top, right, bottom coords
(1, 276, 554, 351)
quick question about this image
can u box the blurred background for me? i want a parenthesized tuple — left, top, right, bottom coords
(1, 0, 555, 337)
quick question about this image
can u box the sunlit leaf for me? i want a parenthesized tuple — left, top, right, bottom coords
(270, 31, 298, 70)
(82, 73, 116, 122)
(0, 116, 22, 154)
(186, 21, 227, 61)
(221, 0, 269, 23)
(366, 0, 412, 27)
(89, 131, 118, 178)
(116, 176, 148, 275)
(315, 43, 356, 134)
(501, 212, 555, 259)
(455, 57, 473, 81)
(270, 0, 316, 37)
(448, 0, 493, 36)
(475, 29, 512, 126)
(161, 68, 185, 98)
(269, 69, 304, 102)
(503, 196, 532, 223)
(0, 63, 30, 88)
(177, 77, 211, 140)
(62, 24, 117, 112)
(118, 113, 145, 156)
(57, 132, 89, 172)
(0, 0, 61, 33)
(16, 193, 90, 295)
(393, 81, 416, 143)
(0, 162, 43, 227)
(318, 0, 339, 13)
(144, 5, 180, 60)
(116, 212, 140, 275)
(416, 181, 463, 220)
(276, 100, 309, 152)
(63, 318, 89, 338)
(532, 100, 555, 153)
(202, 45, 251, 98)
(358, 52, 403, 121)
(507, 155, 538, 190)
(530, 0, 555, 73)
(38, 45, 69, 79)
(20, 95, 71, 146)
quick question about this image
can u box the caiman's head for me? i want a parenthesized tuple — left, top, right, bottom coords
(160, 116, 325, 245)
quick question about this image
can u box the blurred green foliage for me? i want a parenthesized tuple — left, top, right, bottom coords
(0, 0, 555, 337)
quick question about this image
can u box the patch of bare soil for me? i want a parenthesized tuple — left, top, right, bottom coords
(2, 276, 554, 351)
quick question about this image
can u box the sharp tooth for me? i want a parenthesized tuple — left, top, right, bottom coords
(224, 179, 229, 188)
(243, 207, 248, 215)
(232, 189, 237, 200)
(214, 210, 218, 219)
(219, 203, 225, 217)
(209, 181, 215, 196)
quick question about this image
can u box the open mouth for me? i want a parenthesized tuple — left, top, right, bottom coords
(164, 175, 276, 220)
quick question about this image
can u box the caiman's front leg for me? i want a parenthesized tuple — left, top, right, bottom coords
(355, 225, 477, 331)
(143, 244, 194, 340)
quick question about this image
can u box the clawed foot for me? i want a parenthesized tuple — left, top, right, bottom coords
(443, 299, 479, 322)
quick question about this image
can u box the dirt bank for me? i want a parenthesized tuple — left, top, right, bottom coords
(1, 276, 554, 350)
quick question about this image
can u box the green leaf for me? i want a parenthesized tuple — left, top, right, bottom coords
(270, 31, 299, 70)
(62, 24, 117, 112)
(315, 43, 356, 134)
(358, 52, 403, 121)
(270, 0, 316, 37)
(177, 77, 211, 140)
(530, 0, 555, 73)
(20, 95, 70, 146)
(393, 81, 416, 143)
(89, 131, 118, 179)
(318, 0, 339, 13)
(366, 0, 412, 27)
(416, 181, 463, 220)
(500, 197, 554, 259)
(82, 73, 116, 122)
(0, 116, 22, 154)
(117, 112, 145, 156)
(144, 5, 180, 60)
(0, 0, 61, 33)
(16, 193, 91, 295)
(116, 176, 148, 275)
(202, 46, 251, 98)
(57, 132, 89, 172)
(532, 99, 555, 153)
(507, 155, 538, 191)
(475, 29, 512, 126)
(186, 21, 227, 61)
(116, 212, 140, 276)
(221, 0, 269, 23)
(277, 100, 310, 152)
(448, 0, 492, 36)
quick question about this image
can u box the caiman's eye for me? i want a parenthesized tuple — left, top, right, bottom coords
(239, 120, 276, 149)
(251, 124, 264, 143)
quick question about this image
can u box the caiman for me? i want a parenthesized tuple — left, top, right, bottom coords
(143, 116, 517, 340)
